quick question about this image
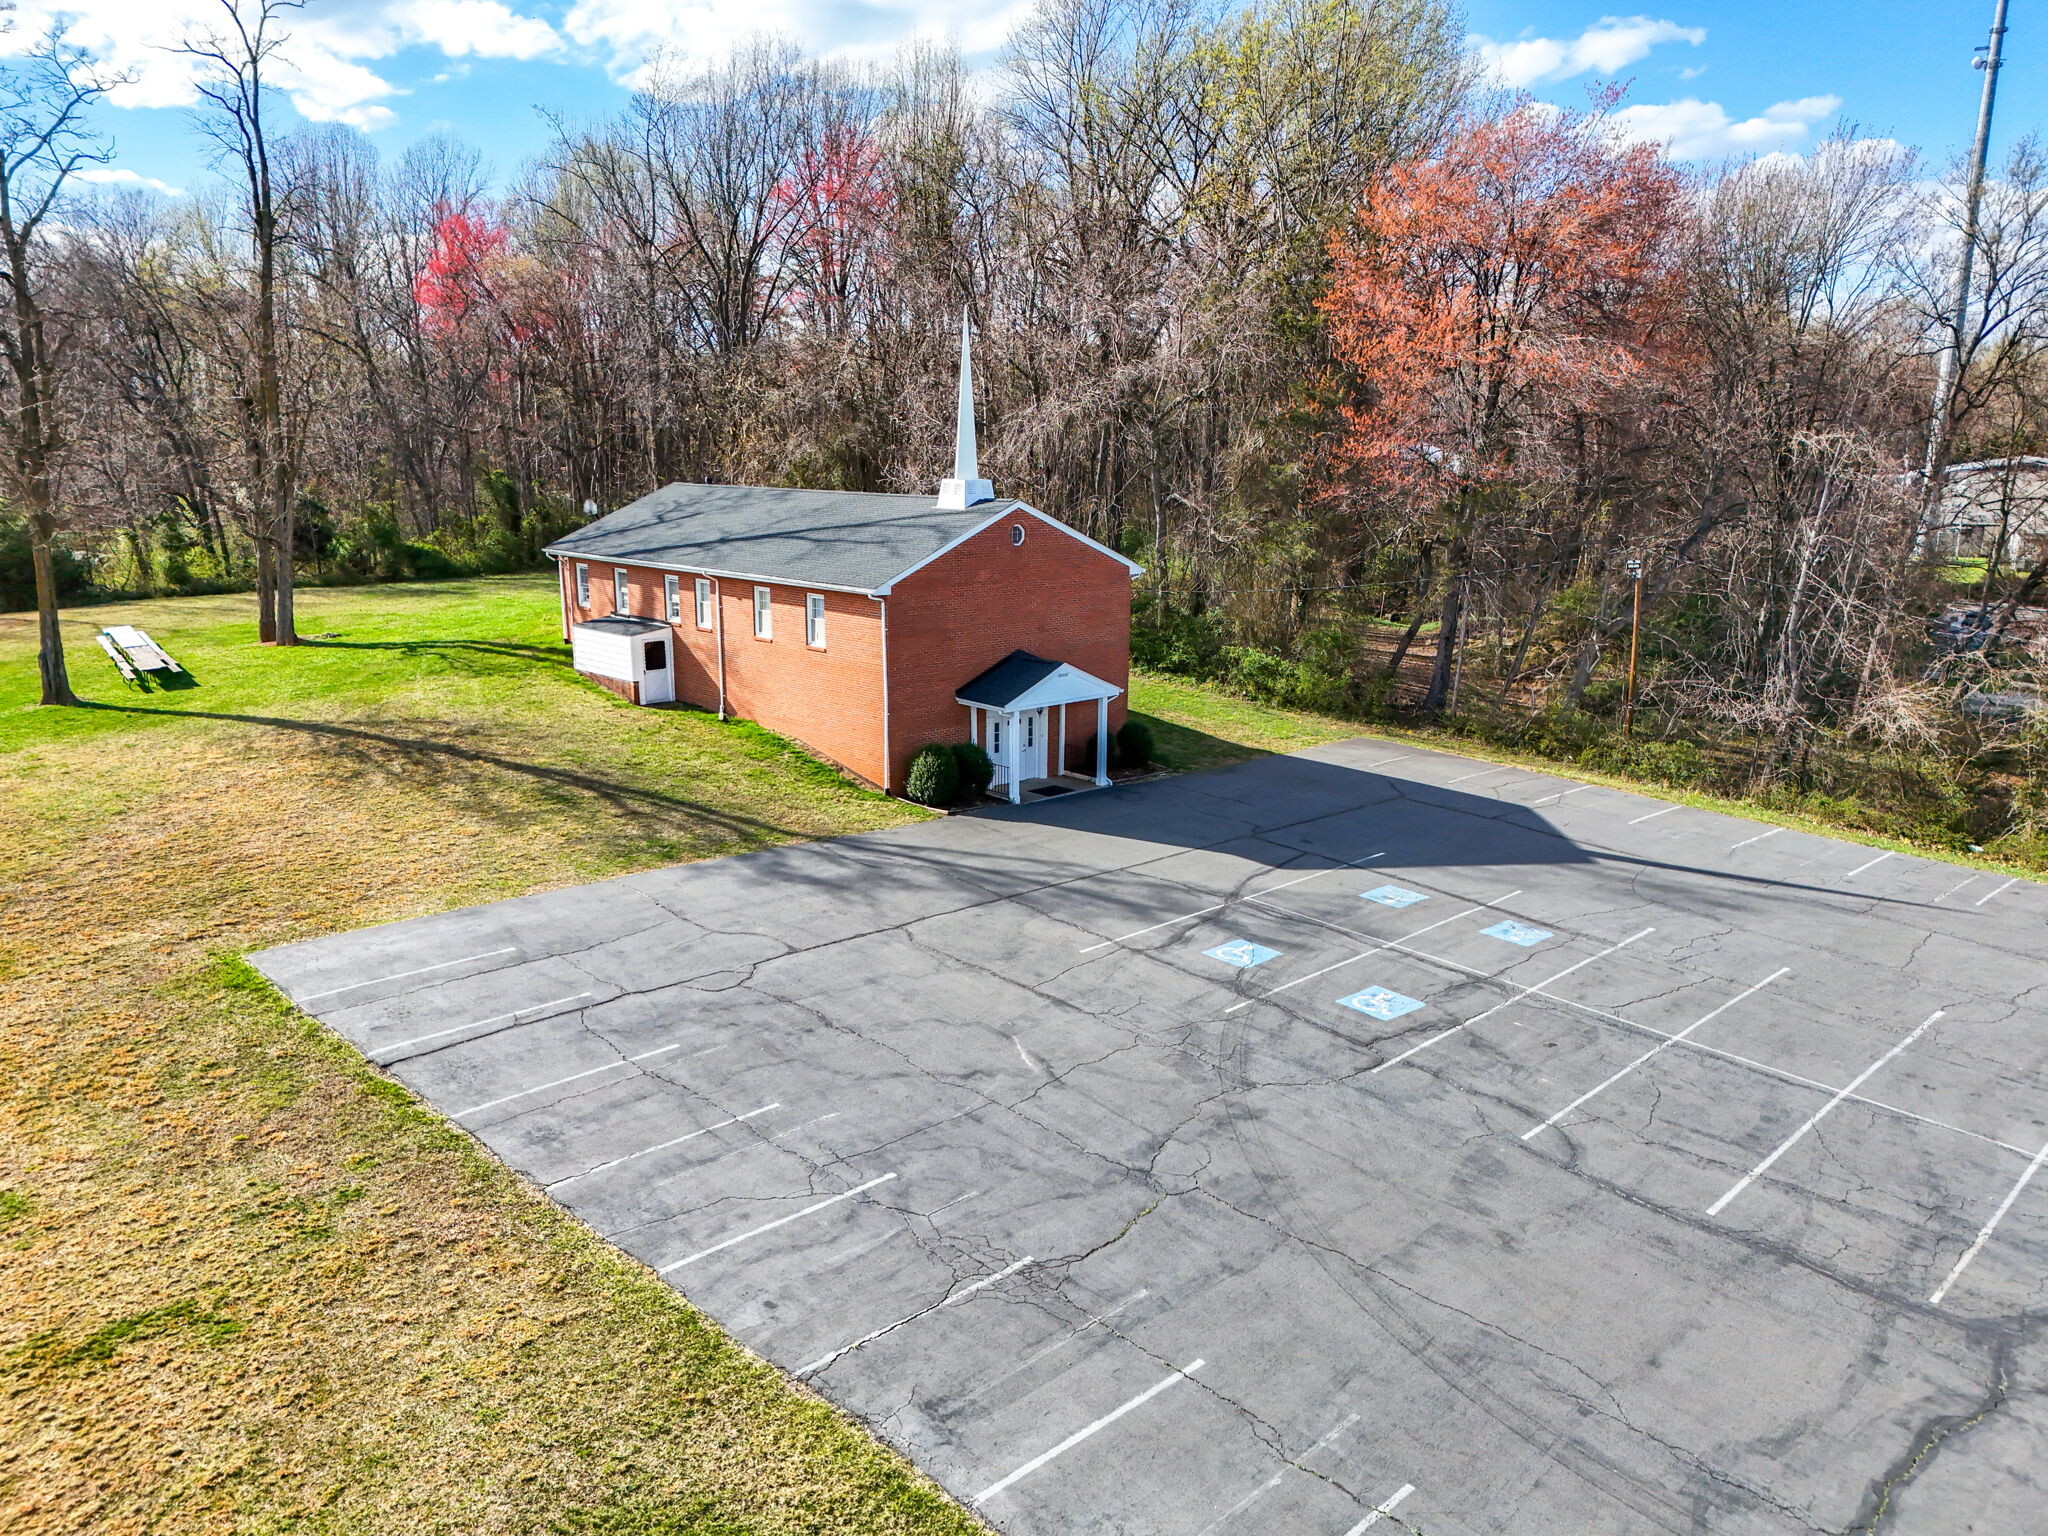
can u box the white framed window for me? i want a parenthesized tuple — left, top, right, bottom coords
(805, 593, 826, 648)
(663, 573, 681, 622)
(989, 715, 1003, 756)
(694, 577, 713, 630)
(613, 568, 630, 613)
(753, 585, 772, 639)
(574, 563, 589, 606)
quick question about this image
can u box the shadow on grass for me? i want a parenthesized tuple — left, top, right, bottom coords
(79, 702, 802, 844)
(299, 637, 576, 672)
(1135, 710, 1276, 776)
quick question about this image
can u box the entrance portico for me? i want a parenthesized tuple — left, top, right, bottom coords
(956, 650, 1123, 803)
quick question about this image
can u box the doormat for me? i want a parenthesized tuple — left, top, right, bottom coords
(1031, 784, 1074, 797)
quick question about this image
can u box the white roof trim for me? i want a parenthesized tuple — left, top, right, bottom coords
(869, 502, 1145, 594)
(543, 547, 872, 596)
(955, 660, 1123, 711)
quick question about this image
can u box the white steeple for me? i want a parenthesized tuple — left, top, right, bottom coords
(937, 309, 994, 510)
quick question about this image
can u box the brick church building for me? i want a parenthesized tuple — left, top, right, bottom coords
(545, 320, 1141, 801)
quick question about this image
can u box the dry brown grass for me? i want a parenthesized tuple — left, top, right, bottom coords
(0, 583, 976, 1536)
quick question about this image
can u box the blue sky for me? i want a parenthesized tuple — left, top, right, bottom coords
(16, 0, 2037, 198)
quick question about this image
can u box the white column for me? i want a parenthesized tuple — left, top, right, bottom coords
(1095, 696, 1110, 786)
(1007, 710, 1023, 803)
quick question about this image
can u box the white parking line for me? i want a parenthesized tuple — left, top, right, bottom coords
(799, 1256, 1037, 1376)
(1004, 1290, 1149, 1377)
(299, 947, 517, 1001)
(374, 992, 592, 1062)
(548, 1103, 782, 1187)
(1078, 855, 1384, 952)
(1841, 851, 1895, 879)
(1707, 1011, 1944, 1217)
(454, 1036, 709, 1118)
(1975, 877, 2020, 907)
(1251, 894, 2022, 1156)
(1730, 827, 1784, 850)
(1194, 1414, 1359, 1536)
(1929, 1137, 2048, 1305)
(1529, 783, 1597, 807)
(659, 1173, 898, 1272)
(1932, 875, 1980, 903)
(1370, 929, 1654, 1074)
(943, 1255, 1035, 1305)
(1225, 894, 1521, 1014)
(972, 1360, 1204, 1504)
(1522, 969, 1790, 1140)
(1447, 764, 1513, 784)
(1627, 805, 1679, 825)
(1343, 1483, 1416, 1532)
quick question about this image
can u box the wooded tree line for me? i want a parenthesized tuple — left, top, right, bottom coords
(7, 0, 2048, 839)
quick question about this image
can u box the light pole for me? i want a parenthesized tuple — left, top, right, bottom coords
(1622, 557, 1644, 737)
(1923, 0, 2012, 491)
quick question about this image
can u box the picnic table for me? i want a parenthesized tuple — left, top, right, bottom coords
(98, 624, 186, 686)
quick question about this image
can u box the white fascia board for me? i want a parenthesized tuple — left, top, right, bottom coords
(870, 501, 1145, 595)
(954, 662, 1122, 712)
(537, 544, 871, 596)
(1022, 506, 1146, 578)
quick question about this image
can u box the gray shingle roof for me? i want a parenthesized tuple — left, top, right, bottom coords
(956, 650, 1061, 709)
(544, 483, 1026, 592)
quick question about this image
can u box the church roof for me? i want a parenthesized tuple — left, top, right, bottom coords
(545, 482, 1140, 594)
(545, 483, 1027, 593)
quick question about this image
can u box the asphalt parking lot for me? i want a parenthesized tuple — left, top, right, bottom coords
(254, 738, 2048, 1536)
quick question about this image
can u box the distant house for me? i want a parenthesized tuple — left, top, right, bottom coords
(1920, 457, 2048, 565)
(545, 320, 1142, 801)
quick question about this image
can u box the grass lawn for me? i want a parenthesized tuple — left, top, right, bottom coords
(0, 575, 1364, 1536)
(12, 574, 2011, 1536)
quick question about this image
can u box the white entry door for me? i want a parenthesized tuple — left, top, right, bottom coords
(1015, 707, 1047, 782)
(639, 636, 674, 704)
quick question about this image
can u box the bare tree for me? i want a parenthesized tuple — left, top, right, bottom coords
(0, 25, 114, 703)
(180, 0, 305, 644)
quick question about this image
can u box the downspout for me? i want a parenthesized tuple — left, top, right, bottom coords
(875, 595, 892, 793)
(711, 576, 727, 719)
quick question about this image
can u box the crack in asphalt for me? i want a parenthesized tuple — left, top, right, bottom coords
(272, 745, 2048, 1536)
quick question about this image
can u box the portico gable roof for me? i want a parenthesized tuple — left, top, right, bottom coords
(955, 651, 1122, 712)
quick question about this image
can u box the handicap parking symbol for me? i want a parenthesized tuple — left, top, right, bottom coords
(1482, 920, 1553, 947)
(1205, 940, 1281, 969)
(1360, 885, 1429, 908)
(1336, 986, 1425, 1021)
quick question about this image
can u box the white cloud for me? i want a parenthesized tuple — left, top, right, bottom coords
(563, 0, 1032, 82)
(75, 165, 185, 194)
(1606, 94, 1842, 159)
(405, 0, 560, 60)
(0, 0, 561, 131)
(1472, 15, 1706, 89)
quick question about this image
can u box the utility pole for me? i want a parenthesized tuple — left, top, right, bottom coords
(1622, 557, 1644, 737)
(1923, 0, 2011, 494)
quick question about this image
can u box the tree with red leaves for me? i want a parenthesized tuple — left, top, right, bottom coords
(1322, 102, 1684, 710)
(770, 124, 896, 328)
(414, 208, 512, 335)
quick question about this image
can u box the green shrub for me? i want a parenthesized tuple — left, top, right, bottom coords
(0, 515, 92, 612)
(951, 742, 994, 799)
(1216, 644, 1353, 713)
(904, 744, 959, 807)
(1116, 718, 1154, 769)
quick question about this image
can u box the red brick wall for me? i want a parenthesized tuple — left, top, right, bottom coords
(556, 555, 888, 787)
(882, 514, 1133, 787)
